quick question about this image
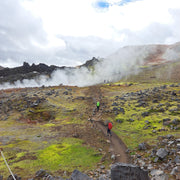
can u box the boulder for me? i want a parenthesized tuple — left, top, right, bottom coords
(63, 91, 68, 95)
(153, 157, 159, 163)
(171, 166, 178, 176)
(116, 119, 123, 123)
(150, 170, 168, 180)
(112, 107, 118, 111)
(111, 154, 116, 160)
(111, 163, 150, 180)
(156, 148, 168, 159)
(35, 169, 47, 179)
(172, 119, 180, 125)
(141, 112, 149, 117)
(163, 118, 171, 126)
(166, 134, 174, 139)
(119, 107, 125, 114)
(152, 99, 158, 103)
(7, 175, 21, 180)
(138, 142, 150, 150)
(98, 175, 109, 180)
(127, 118, 134, 122)
(70, 170, 92, 180)
(112, 102, 118, 106)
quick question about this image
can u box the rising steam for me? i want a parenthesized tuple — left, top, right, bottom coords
(0, 43, 179, 89)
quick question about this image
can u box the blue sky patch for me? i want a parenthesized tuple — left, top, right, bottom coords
(96, 1, 110, 8)
(95, 0, 142, 9)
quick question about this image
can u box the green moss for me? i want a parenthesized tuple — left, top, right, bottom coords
(1, 138, 102, 178)
(43, 123, 56, 127)
(4, 140, 39, 150)
(35, 138, 101, 171)
(106, 83, 180, 149)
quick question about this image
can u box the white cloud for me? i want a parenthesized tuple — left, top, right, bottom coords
(0, 0, 180, 68)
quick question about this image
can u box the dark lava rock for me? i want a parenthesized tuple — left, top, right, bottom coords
(116, 119, 123, 123)
(7, 175, 21, 180)
(174, 155, 180, 163)
(141, 112, 149, 117)
(69, 169, 92, 180)
(112, 102, 118, 106)
(152, 99, 158, 103)
(119, 107, 125, 114)
(127, 118, 134, 122)
(163, 118, 171, 126)
(63, 91, 68, 95)
(35, 169, 47, 179)
(172, 119, 180, 125)
(138, 142, 148, 150)
(111, 163, 150, 180)
(156, 148, 168, 159)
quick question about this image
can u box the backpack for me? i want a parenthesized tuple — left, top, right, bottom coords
(108, 122, 112, 130)
(97, 102, 100, 107)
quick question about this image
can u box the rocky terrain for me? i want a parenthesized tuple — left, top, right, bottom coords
(0, 62, 62, 84)
(0, 82, 180, 179)
(109, 84, 180, 179)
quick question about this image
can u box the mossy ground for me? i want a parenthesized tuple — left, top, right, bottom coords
(1, 138, 101, 178)
(101, 82, 180, 150)
(0, 86, 108, 179)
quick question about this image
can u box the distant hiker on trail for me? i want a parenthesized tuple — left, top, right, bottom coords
(107, 122, 113, 136)
(97, 101, 100, 111)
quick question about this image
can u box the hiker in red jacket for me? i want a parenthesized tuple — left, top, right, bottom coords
(107, 122, 113, 136)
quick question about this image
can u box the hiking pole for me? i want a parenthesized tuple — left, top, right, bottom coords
(0, 149, 16, 180)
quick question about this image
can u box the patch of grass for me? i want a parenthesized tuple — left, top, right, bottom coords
(43, 123, 56, 127)
(36, 138, 101, 171)
(2, 138, 102, 178)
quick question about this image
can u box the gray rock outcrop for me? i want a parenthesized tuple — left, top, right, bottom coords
(70, 169, 93, 180)
(111, 163, 150, 180)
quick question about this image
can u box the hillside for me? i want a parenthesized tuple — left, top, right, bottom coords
(122, 60, 180, 83)
(107, 42, 180, 83)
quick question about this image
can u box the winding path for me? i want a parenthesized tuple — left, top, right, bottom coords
(85, 85, 131, 163)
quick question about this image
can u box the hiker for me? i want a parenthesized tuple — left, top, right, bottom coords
(107, 122, 113, 136)
(97, 101, 100, 111)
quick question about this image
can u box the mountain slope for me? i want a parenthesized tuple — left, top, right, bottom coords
(107, 42, 180, 83)
(108, 41, 180, 66)
(0, 65, 4, 70)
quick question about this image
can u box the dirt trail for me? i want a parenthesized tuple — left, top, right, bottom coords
(85, 85, 131, 163)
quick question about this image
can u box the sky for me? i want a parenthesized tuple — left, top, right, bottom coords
(0, 0, 180, 68)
